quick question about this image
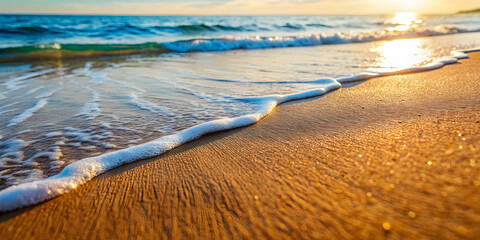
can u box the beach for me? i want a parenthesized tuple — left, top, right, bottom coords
(0, 51, 479, 239)
(2, 14, 480, 195)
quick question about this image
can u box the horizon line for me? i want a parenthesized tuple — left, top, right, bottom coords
(0, 11, 463, 16)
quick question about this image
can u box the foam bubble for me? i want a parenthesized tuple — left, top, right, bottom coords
(0, 137, 30, 164)
(44, 132, 63, 138)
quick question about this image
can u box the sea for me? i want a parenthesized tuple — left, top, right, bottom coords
(0, 13, 479, 211)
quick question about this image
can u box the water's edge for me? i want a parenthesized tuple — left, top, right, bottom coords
(0, 48, 478, 212)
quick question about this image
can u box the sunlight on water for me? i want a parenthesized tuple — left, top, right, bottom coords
(390, 12, 421, 25)
(386, 12, 423, 31)
(369, 38, 431, 71)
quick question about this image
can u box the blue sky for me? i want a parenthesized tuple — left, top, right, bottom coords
(1, 0, 478, 15)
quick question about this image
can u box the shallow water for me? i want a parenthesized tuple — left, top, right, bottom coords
(1, 32, 479, 190)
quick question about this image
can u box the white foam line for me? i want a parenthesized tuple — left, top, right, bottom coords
(35, 88, 59, 99)
(75, 91, 101, 120)
(84, 64, 145, 92)
(6, 99, 48, 127)
(0, 108, 17, 115)
(128, 93, 175, 116)
(0, 48, 478, 212)
(0, 102, 17, 111)
(163, 26, 480, 53)
(25, 87, 44, 95)
(106, 78, 146, 92)
(4, 69, 56, 91)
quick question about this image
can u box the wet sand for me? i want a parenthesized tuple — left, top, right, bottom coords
(1, 52, 480, 239)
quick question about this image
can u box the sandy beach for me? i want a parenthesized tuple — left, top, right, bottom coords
(1, 51, 479, 239)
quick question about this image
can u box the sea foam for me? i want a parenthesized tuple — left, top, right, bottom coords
(7, 99, 48, 127)
(163, 25, 480, 53)
(0, 48, 478, 212)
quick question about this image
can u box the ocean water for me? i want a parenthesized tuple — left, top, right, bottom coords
(0, 13, 480, 211)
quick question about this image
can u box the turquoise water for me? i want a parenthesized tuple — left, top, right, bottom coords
(1, 14, 479, 61)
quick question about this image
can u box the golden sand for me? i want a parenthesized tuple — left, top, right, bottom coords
(1, 52, 480, 239)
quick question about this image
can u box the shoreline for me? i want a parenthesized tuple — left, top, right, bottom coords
(1, 52, 480, 239)
(0, 47, 477, 212)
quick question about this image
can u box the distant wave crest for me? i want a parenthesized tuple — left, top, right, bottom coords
(163, 25, 480, 52)
(0, 25, 479, 62)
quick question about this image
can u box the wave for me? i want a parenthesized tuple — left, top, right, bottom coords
(0, 23, 249, 37)
(0, 48, 478, 212)
(278, 23, 305, 30)
(1, 25, 479, 63)
(154, 24, 246, 33)
(0, 21, 338, 38)
(0, 43, 171, 62)
(305, 23, 333, 28)
(162, 25, 480, 52)
(0, 26, 62, 35)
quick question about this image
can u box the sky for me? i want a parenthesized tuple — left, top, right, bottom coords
(0, 0, 478, 15)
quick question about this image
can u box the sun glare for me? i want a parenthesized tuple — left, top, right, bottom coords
(386, 12, 423, 31)
(369, 38, 431, 72)
(390, 12, 421, 25)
